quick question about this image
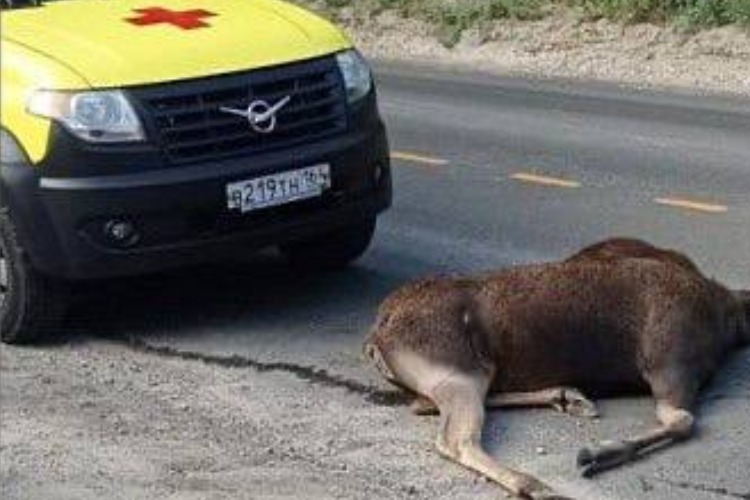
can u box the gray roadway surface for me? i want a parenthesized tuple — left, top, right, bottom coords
(77, 63, 750, 499)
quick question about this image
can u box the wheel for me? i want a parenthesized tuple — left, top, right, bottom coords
(280, 217, 377, 270)
(0, 208, 66, 344)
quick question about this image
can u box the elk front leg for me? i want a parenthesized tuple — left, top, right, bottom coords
(487, 388, 599, 418)
(577, 401, 694, 477)
(577, 367, 697, 477)
(411, 387, 598, 418)
(431, 373, 574, 500)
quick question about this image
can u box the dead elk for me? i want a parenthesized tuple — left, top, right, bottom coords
(364, 239, 750, 499)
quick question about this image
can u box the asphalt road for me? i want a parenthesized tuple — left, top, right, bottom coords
(71, 64, 750, 500)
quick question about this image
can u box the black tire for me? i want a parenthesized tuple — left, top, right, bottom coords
(0, 208, 66, 344)
(280, 217, 377, 271)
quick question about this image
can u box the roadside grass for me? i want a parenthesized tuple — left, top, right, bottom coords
(300, 0, 750, 47)
(576, 0, 750, 28)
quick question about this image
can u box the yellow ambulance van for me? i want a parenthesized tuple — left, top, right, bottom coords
(0, 0, 392, 342)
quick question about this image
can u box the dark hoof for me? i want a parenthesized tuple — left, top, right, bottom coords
(579, 461, 599, 479)
(576, 447, 594, 468)
(562, 389, 599, 419)
(520, 480, 577, 500)
(576, 441, 636, 478)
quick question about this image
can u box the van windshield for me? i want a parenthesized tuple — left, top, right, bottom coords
(1, 0, 68, 9)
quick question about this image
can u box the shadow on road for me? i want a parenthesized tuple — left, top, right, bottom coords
(63, 251, 408, 343)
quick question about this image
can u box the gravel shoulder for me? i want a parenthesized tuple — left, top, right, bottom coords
(3, 335, 749, 500)
(0, 339, 496, 500)
(337, 9, 750, 96)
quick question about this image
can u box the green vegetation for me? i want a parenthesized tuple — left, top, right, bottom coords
(576, 0, 750, 27)
(301, 0, 750, 47)
(394, 0, 548, 46)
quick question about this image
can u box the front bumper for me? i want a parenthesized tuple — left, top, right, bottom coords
(2, 122, 391, 280)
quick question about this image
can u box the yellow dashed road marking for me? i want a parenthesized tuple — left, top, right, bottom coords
(654, 197, 728, 214)
(391, 156, 727, 217)
(391, 151, 449, 167)
(510, 172, 581, 189)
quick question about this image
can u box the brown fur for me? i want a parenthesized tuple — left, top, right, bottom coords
(364, 238, 749, 499)
(566, 237, 701, 274)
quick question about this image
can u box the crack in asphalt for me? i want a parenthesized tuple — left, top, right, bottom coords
(651, 477, 750, 499)
(123, 336, 410, 408)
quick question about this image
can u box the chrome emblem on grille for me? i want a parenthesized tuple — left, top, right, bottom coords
(219, 95, 291, 134)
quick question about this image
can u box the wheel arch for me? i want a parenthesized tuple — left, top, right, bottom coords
(1, 126, 67, 277)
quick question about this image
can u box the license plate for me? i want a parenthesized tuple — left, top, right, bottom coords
(226, 164, 331, 213)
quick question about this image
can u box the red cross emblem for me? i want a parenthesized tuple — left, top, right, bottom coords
(126, 7, 216, 30)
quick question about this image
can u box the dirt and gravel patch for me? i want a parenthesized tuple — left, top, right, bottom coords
(4, 335, 748, 500)
(0, 339, 500, 500)
(325, 5, 750, 95)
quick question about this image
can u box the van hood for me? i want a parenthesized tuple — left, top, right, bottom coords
(1, 0, 351, 88)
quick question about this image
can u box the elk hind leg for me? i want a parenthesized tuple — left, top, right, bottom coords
(432, 373, 572, 500)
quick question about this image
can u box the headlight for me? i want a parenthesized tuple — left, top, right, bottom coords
(336, 50, 372, 104)
(27, 90, 145, 143)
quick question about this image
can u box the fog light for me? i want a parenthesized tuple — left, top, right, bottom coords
(103, 219, 140, 248)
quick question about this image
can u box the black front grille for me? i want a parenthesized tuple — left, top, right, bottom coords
(130, 57, 348, 164)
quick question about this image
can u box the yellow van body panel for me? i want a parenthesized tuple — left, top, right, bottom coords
(0, 0, 352, 163)
(0, 40, 90, 163)
(2, 0, 352, 87)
